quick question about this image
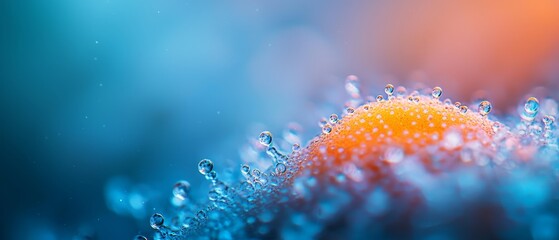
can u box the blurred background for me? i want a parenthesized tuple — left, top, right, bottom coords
(2, 0, 559, 239)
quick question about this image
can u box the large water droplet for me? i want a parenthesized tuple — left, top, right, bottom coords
(275, 163, 286, 174)
(198, 159, 214, 175)
(150, 213, 165, 230)
(478, 101, 492, 116)
(329, 114, 339, 124)
(173, 180, 191, 200)
(258, 131, 273, 146)
(525, 97, 540, 114)
(322, 124, 333, 134)
(432, 87, 443, 99)
(384, 84, 394, 96)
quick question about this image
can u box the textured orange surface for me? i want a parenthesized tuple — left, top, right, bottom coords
(303, 96, 496, 171)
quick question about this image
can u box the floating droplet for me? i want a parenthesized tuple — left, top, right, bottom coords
(384, 84, 394, 96)
(198, 159, 214, 175)
(329, 114, 339, 124)
(543, 115, 555, 128)
(346, 107, 355, 114)
(454, 102, 461, 108)
(241, 164, 250, 175)
(432, 87, 443, 99)
(376, 95, 384, 102)
(150, 213, 164, 230)
(275, 163, 286, 174)
(345, 75, 361, 99)
(258, 131, 273, 146)
(322, 124, 333, 134)
(522, 97, 540, 121)
(173, 180, 191, 200)
(134, 235, 148, 240)
(206, 170, 218, 181)
(478, 101, 492, 116)
(525, 97, 540, 114)
(319, 118, 328, 127)
(460, 106, 468, 114)
(292, 143, 301, 152)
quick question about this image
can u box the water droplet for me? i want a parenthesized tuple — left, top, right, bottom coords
(292, 143, 301, 152)
(346, 107, 355, 114)
(543, 115, 555, 128)
(454, 102, 462, 108)
(319, 118, 328, 127)
(522, 97, 540, 121)
(275, 163, 286, 174)
(384, 84, 394, 96)
(322, 124, 333, 134)
(478, 101, 492, 116)
(241, 164, 250, 175)
(376, 95, 384, 102)
(197, 210, 207, 220)
(198, 159, 214, 175)
(205, 170, 218, 181)
(150, 213, 165, 229)
(432, 87, 443, 99)
(329, 114, 339, 124)
(173, 180, 191, 200)
(460, 106, 468, 114)
(525, 97, 540, 114)
(258, 131, 273, 146)
(134, 235, 148, 240)
(345, 75, 361, 98)
(384, 147, 404, 163)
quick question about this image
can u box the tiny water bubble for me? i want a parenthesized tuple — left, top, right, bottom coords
(522, 97, 540, 121)
(150, 213, 165, 230)
(322, 124, 333, 134)
(241, 164, 250, 175)
(543, 115, 555, 128)
(275, 163, 287, 174)
(376, 95, 384, 102)
(329, 114, 339, 124)
(258, 131, 273, 146)
(525, 97, 540, 114)
(346, 107, 355, 114)
(478, 101, 492, 116)
(173, 180, 191, 200)
(432, 87, 443, 99)
(134, 235, 148, 240)
(454, 102, 462, 108)
(292, 143, 301, 152)
(460, 106, 468, 114)
(384, 84, 394, 96)
(206, 170, 218, 181)
(198, 159, 214, 175)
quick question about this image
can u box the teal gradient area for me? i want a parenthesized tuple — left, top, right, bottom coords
(2, 0, 559, 239)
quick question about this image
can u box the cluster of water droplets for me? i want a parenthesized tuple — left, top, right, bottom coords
(132, 76, 559, 240)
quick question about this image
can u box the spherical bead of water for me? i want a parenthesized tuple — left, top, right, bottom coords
(384, 84, 394, 96)
(241, 164, 250, 175)
(198, 159, 214, 175)
(292, 143, 301, 152)
(258, 131, 273, 146)
(173, 180, 191, 200)
(432, 87, 443, 99)
(150, 213, 165, 230)
(329, 114, 339, 124)
(275, 163, 287, 174)
(459, 105, 468, 114)
(376, 95, 384, 102)
(524, 97, 540, 114)
(322, 124, 333, 134)
(478, 101, 492, 116)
